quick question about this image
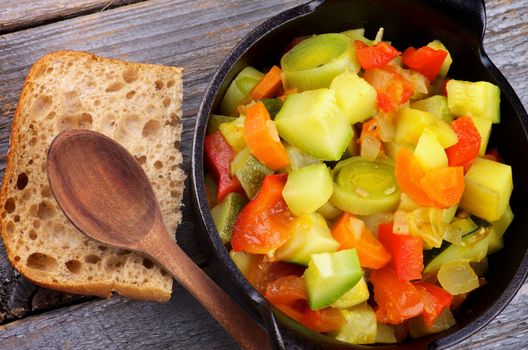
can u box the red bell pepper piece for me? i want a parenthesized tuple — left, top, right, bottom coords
(445, 116, 481, 167)
(363, 65, 414, 113)
(204, 131, 243, 202)
(301, 307, 345, 333)
(414, 281, 453, 328)
(402, 46, 448, 81)
(370, 267, 424, 324)
(378, 222, 423, 281)
(355, 40, 401, 69)
(442, 78, 450, 96)
(231, 174, 294, 254)
(484, 148, 502, 163)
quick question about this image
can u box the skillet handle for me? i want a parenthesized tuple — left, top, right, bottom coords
(429, 0, 486, 39)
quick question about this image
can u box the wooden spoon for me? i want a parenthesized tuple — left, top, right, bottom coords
(47, 129, 271, 350)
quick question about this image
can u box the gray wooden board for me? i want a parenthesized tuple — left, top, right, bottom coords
(0, 0, 526, 348)
(0, 0, 143, 34)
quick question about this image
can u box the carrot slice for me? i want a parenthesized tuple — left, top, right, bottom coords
(395, 148, 434, 206)
(331, 213, 391, 269)
(420, 166, 465, 208)
(244, 101, 290, 170)
(250, 65, 283, 100)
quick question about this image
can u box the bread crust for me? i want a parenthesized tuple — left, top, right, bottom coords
(0, 51, 184, 302)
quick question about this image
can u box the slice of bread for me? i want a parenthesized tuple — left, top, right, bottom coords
(0, 51, 185, 302)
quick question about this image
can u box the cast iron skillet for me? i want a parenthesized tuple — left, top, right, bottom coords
(191, 0, 528, 348)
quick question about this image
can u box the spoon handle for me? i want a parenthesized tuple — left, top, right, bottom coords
(141, 219, 272, 350)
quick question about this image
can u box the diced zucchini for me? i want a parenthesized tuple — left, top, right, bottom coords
(220, 67, 264, 116)
(330, 277, 369, 309)
(218, 116, 246, 152)
(414, 128, 448, 172)
(469, 116, 492, 156)
(423, 227, 490, 274)
(231, 147, 273, 199)
(282, 163, 334, 216)
(281, 33, 360, 90)
(443, 217, 479, 245)
(275, 89, 353, 160)
(446, 79, 501, 123)
(488, 205, 514, 254)
(409, 308, 456, 338)
(330, 71, 378, 124)
(397, 193, 420, 212)
(460, 157, 513, 221)
(437, 260, 479, 295)
(342, 28, 369, 43)
(274, 213, 339, 266)
(284, 144, 321, 172)
(260, 98, 283, 119)
(426, 40, 452, 78)
(317, 201, 344, 220)
(395, 108, 458, 148)
(303, 249, 363, 309)
(411, 95, 452, 123)
(384, 142, 414, 161)
(375, 323, 398, 344)
(211, 193, 247, 244)
(329, 303, 377, 344)
(442, 205, 458, 224)
(207, 114, 237, 134)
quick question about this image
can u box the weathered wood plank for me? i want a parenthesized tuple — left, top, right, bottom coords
(0, 0, 143, 34)
(0, 0, 526, 349)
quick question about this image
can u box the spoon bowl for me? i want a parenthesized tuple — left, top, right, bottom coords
(47, 129, 271, 350)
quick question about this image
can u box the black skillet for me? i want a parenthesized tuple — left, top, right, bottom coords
(191, 0, 528, 348)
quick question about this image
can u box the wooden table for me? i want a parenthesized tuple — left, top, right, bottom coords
(0, 0, 526, 348)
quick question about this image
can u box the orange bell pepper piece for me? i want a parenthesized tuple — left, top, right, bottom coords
(250, 65, 283, 100)
(395, 148, 434, 206)
(420, 166, 465, 208)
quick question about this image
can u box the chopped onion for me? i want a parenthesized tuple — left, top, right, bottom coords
(374, 113, 396, 142)
(393, 210, 409, 235)
(438, 261, 479, 295)
(360, 134, 381, 160)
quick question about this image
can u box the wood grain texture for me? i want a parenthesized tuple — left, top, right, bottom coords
(0, 0, 526, 349)
(0, 0, 142, 34)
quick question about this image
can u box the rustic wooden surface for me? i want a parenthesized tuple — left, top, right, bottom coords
(0, 0, 526, 349)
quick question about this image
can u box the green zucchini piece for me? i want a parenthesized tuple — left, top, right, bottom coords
(375, 323, 397, 344)
(443, 217, 478, 245)
(282, 163, 334, 216)
(395, 108, 458, 148)
(260, 98, 283, 119)
(230, 147, 273, 199)
(446, 79, 501, 123)
(460, 157, 513, 222)
(469, 116, 492, 156)
(329, 71, 378, 124)
(284, 144, 321, 172)
(330, 277, 369, 309)
(207, 114, 237, 134)
(330, 157, 400, 215)
(423, 227, 490, 274)
(211, 193, 248, 244)
(414, 128, 448, 172)
(275, 89, 353, 160)
(317, 201, 343, 220)
(220, 66, 264, 116)
(488, 205, 514, 254)
(409, 308, 456, 338)
(274, 212, 339, 266)
(410, 95, 452, 123)
(426, 40, 452, 78)
(281, 33, 360, 90)
(303, 249, 363, 309)
(218, 116, 245, 152)
(328, 303, 377, 344)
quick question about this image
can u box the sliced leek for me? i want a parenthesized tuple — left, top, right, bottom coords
(281, 33, 360, 90)
(220, 66, 264, 116)
(330, 157, 400, 215)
